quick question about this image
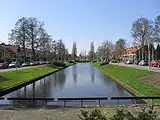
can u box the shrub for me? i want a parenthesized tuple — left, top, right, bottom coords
(78, 106, 159, 120)
(100, 62, 109, 66)
(50, 61, 66, 67)
(68, 60, 75, 63)
(78, 108, 107, 120)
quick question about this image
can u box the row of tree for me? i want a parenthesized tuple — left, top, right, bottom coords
(88, 39, 126, 61)
(131, 15, 160, 61)
(88, 14, 160, 62)
(9, 17, 78, 62)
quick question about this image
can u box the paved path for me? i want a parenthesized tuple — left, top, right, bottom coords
(0, 105, 160, 120)
(111, 63, 160, 72)
(0, 65, 45, 73)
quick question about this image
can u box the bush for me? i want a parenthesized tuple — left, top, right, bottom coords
(68, 60, 75, 63)
(100, 62, 109, 66)
(50, 61, 66, 67)
(78, 106, 159, 120)
(78, 108, 107, 120)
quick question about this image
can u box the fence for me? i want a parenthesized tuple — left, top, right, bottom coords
(1, 96, 160, 107)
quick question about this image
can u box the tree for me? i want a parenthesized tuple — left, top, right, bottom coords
(96, 40, 113, 61)
(131, 18, 153, 61)
(26, 17, 44, 61)
(155, 44, 160, 60)
(115, 39, 126, 59)
(39, 29, 52, 61)
(154, 15, 160, 43)
(9, 17, 28, 62)
(72, 42, 77, 61)
(88, 41, 95, 61)
(57, 39, 66, 61)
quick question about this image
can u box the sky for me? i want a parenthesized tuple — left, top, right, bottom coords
(0, 0, 159, 54)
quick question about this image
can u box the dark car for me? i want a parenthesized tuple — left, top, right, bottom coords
(0, 62, 8, 69)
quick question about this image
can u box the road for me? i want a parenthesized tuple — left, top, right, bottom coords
(111, 63, 160, 72)
(0, 65, 45, 72)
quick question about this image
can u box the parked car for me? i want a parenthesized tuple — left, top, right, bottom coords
(21, 62, 30, 67)
(0, 62, 8, 69)
(126, 60, 134, 64)
(9, 62, 20, 68)
(134, 60, 140, 65)
(138, 60, 148, 66)
(30, 62, 35, 66)
(148, 60, 160, 67)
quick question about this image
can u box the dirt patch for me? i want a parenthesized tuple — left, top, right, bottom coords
(141, 72, 160, 87)
(0, 76, 8, 81)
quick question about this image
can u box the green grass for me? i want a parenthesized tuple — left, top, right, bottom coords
(93, 62, 160, 97)
(0, 62, 74, 90)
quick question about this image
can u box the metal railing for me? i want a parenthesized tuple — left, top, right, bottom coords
(111, 96, 160, 106)
(1, 96, 160, 107)
(7, 97, 108, 107)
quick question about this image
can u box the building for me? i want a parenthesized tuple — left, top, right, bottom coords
(122, 47, 139, 61)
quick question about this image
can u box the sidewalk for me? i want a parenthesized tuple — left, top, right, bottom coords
(111, 63, 160, 72)
(0, 65, 45, 73)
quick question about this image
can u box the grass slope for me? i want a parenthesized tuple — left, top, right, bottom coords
(0, 63, 73, 90)
(93, 62, 160, 96)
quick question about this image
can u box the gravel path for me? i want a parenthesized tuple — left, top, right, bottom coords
(0, 105, 160, 120)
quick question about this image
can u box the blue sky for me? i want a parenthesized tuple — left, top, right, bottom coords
(0, 0, 159, 54)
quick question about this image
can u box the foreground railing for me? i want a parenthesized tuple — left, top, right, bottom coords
(0, 96, 160, 107)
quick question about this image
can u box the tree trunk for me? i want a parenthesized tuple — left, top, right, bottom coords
(148, 44, 151, 62)
(152, 46, 154, 61)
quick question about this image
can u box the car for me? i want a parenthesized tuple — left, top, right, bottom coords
(126, 60, 134, 64)
(148, 60, 160, 67)
(21, 62, 30, 67)
(138, 60, 148, 66)
(134, 60, 140, 65)
(0, 62, 9, 69)
(9, 62, 20, 68)
(30, 62, 35, 66)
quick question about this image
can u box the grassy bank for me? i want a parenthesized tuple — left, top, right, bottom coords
(0, 62, 73, 90)
(93, 62, 160, 97)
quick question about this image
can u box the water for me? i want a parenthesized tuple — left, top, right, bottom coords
(1, 63, 134, 105)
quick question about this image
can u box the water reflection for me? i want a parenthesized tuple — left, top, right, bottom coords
(52, 70, 66, 89)
(72, 64, 77, 84)
(1, 63, 133, 105)
(90, 65, 95, 84)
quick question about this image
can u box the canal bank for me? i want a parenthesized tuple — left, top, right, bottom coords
(92, 62, 160, 102)
(0, 62, 74, 97)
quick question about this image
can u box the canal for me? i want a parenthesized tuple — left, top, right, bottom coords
(1, 63, 133, 105)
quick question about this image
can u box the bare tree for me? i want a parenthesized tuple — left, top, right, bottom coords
(154, 15, 160, 43)
(115, 39, 126, 59)
(9, 17, 28, 62)
(26, 17, 44, 61)
(39, 29, 52, 61)
(131, 18, 153, 61)
(96, 40, 113, 61)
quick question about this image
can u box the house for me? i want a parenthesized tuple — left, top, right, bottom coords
(0, 43, 21, 62)
(122, 46, 139, 61)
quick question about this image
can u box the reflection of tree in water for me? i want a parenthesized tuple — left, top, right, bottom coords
(53, 70, 66, 89)
(72, 64, 77, 84)
(102, 74, 113, 86)
(15, 77, 53, 98)
(112, 83, 126, 96)
(90, 66, 95, 83)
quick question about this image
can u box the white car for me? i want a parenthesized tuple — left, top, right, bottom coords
(9, 62, 20, 68)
